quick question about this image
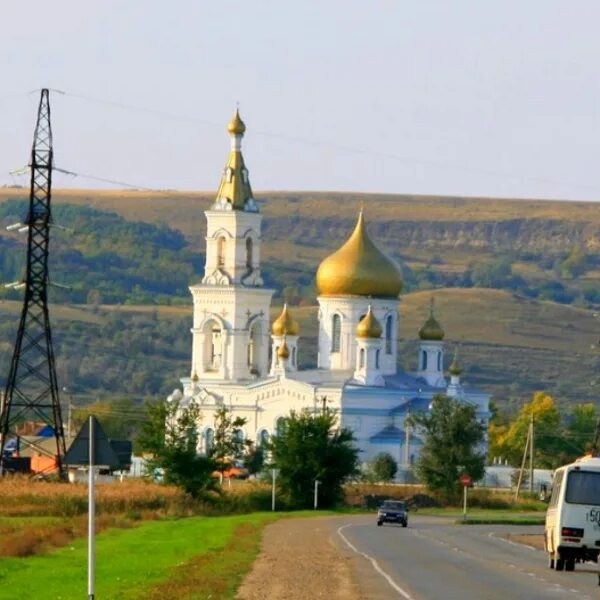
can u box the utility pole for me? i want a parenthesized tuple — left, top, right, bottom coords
(515, 414, 532, 500)
(0, 89, 66, 476)
(529, 412, 535, 495)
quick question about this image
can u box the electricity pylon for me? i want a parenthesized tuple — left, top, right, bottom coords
(0, 89, 66, 475)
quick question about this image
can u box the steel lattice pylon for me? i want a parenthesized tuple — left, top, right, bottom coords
(0, 89, 65, 475)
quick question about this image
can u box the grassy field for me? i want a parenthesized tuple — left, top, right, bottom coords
(0, 513, 279, 600)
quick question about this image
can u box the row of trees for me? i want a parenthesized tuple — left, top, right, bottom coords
(137, 393, 486, 505)
(137, 396, 361, 506)
(489, 391, 598, 469)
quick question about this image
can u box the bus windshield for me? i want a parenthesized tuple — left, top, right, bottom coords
(565, 470, 600, 505)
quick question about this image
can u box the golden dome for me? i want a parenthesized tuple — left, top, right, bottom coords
(315, 211, 403, 298)
(191, 371, 199, 383)
(277, 341, 290, 359)
(356, 306, 382, 339)
(418, 298, 445, 341)
(227, 109, 246, 135)
(448, 347, 462, 376)
(272, 304, 299, 336)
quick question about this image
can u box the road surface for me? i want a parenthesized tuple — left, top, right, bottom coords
(333, 514, 600, 600)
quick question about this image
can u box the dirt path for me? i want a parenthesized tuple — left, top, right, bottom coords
(236, 516, 362, 600)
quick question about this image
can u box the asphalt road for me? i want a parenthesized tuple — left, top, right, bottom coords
(332, 515, 600, 600)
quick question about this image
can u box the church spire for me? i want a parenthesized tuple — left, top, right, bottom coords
(213, 109, 258, 212)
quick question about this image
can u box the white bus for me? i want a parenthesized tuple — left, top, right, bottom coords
(545, 455, 600, 571)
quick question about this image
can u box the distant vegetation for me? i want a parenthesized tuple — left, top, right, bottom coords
(0, 189, 599, 413)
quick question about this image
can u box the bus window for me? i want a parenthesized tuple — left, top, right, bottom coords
(565, 470, 600, 505)
(549, 470, 563, 508)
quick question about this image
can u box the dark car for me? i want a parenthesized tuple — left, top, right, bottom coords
(377, 499, 408, 527)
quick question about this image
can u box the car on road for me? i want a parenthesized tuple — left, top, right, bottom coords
(377, 499, 408, 527)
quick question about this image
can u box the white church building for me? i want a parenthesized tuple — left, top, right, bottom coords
(168, 111, 491, 469)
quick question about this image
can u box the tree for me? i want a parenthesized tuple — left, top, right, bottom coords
(367, 452, 398, 482)
(406, 394, 485, 502)
(565, 403, 598, 458)
(137, 396, 218, 498)
(211, 406, 251, 476)
(492, 391, 562, 468)
(269, 408, 360, 508)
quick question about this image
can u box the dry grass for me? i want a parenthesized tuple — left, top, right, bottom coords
(0, 475, 191, 517)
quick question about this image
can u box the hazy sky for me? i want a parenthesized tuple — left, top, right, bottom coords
(1, 1, 599, 201)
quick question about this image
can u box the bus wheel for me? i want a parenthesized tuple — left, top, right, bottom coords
(565, 559, 575, 572)
(555, 557, 565, 571)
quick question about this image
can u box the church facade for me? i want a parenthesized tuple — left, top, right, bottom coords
(168, 111, 491, 470)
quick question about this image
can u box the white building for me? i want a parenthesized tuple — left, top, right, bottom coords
(168, 111, 491, 470)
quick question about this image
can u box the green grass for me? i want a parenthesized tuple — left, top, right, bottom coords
(0, 513, 279, 600)
(418, 507, 545, 525)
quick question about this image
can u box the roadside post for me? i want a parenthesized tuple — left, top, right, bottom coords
(271, 468, 278, 511)
(64, 415, 119, 600)
(460, 473, 472, 520)
(314, 480, 321, 510)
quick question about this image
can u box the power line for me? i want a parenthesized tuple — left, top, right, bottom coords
(58, 90, 600, 194)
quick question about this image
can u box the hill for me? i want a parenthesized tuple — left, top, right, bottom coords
(0, 188, 599, 408)
(0, 288, 596, 409)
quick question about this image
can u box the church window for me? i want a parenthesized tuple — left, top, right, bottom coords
(292, 346, 296, 367)
(375, 349, 380, 369)
(437, 352, 441, 371)
(217, 236, 226, 267)
(421, 350, 427, 370)
(331, 314, 341, 353)
(385, 315, 393, 354)
(359, 348, 365, 369)
(246, 237, 253, 269)
(205, 428, 214, 454)
(203, 320, 222, 372)
(259, 429, 269, 447)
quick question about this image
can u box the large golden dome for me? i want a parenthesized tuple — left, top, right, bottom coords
(418, 298, 445, 341)
(272, 304, 299, 336)
(316, 212, 403, 298)
(356, 306, 383, 339)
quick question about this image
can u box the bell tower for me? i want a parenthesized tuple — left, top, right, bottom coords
(190, 111, 273, 382)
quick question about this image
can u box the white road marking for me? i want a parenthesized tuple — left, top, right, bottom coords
(337, 524, 414, 600)
(488, 532, 536, 551)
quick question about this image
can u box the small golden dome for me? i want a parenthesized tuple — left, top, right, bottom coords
(448, 347, 462, 376)
(227, 109, 246, 135)
(418, 298, 445, 341)
(277, 341, 290, 359)
(272, 304, 299, 336)
(316, 211, 403, 298)
(356, 306, 383, 339)
(191, 371, 199, 383)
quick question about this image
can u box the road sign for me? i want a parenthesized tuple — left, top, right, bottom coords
(460, 473, 472, 487)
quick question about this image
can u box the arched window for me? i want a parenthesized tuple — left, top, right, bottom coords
(246, 237, 253, 269)
(331, 314, 341, 353)
(359, 348, 365, 369)
(421, 350, 428, 370)
(203, 320, 223, 371)
(385, 315, 393, 355)
(437, 352, 441, 371)
(205, 428, 214, 454)
(259, 429, 269, 447)
(375, 349, 380, 369)
(292, 346, 296, 367)
(217, 236, 226, 267)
